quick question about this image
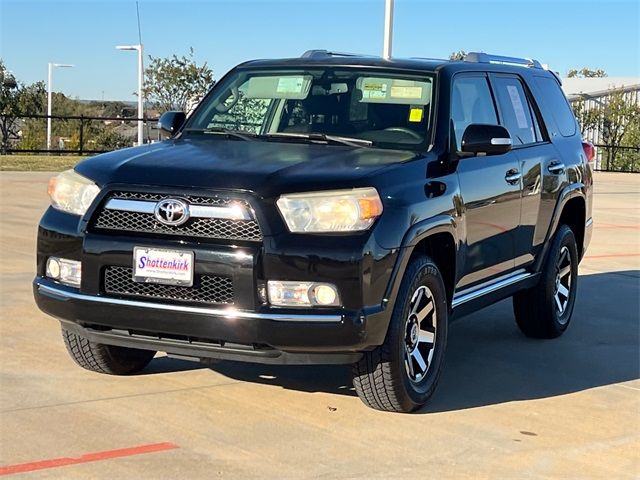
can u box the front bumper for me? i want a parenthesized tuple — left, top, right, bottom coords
(34, 278, 390, 364)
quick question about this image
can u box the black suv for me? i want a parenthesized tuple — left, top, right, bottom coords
(34, 50, 594, 412)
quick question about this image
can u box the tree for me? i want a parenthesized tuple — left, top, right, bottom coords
(0, 60, 46, 153)
(143, 48, 215, 113)
(449, 50, 467, 61)
(567, 67, 607, 78)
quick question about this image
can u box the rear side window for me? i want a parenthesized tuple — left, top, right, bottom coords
(534, 76, 577, 137)
(450, 76, 498, 150)
(492, 76, 540, 145)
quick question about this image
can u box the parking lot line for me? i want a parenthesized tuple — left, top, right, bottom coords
(0, 442, 178, 476)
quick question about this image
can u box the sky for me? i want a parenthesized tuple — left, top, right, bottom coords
(1, 0, 639, 102)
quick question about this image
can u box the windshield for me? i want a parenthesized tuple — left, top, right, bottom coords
(185, 68, 434, 150)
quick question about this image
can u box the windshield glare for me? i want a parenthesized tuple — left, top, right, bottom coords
(186, 68, 434, 149)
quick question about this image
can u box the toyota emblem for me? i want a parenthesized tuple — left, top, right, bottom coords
(154, 198, 190, 226)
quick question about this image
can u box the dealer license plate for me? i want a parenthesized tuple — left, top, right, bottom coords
(133, 247, 194, 287)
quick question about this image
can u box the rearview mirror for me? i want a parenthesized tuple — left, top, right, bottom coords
(461, 124, 512, 156)
(158, 111, 186, 138)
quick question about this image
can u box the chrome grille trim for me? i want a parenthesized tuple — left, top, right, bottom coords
(104, 198, 253, 220)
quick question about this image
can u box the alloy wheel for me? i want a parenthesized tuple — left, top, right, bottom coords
(404, 285, 437, 383)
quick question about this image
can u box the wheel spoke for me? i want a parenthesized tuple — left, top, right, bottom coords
(418, 330, 434, 344)
(559, 265, 571, 279)
(414, 300, 434, 323)
(554, 293, 563, 312)
(405, 351, 415, 378)
(410, 288, 425, 315)
(558, 248, 568, 267)
(557, 283, 569, 299)
(412, 348, 427, 372)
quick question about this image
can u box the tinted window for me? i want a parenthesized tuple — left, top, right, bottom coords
(534, 76, 577, 137)
(451, 76, 498, 150)
(493, 76, 539, 145)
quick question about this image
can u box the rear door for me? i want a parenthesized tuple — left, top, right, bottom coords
(452, 73, 522, 289)
(489, 73, 558, 267)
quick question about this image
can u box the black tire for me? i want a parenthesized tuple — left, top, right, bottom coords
(352, 256, 448, 413)
(513, 224, 579, 339)
(62, 328, 156, 375)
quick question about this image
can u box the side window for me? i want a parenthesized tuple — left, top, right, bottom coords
(492, 76, 539, 145)
(534, 76, 577, 137)
(451, 76, 498, 151)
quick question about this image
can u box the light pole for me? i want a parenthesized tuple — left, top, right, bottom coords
(383, 0, 394, 60)
(47, 63, 73, 150)
(116, 44, 144, 146)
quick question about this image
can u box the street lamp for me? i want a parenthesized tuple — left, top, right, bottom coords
(47, 63, 73, 150)
(116, 44, 144, 146)
(383, 0, 394, 59)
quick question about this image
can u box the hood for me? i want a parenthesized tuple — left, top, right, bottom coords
(75, 136, 418, 197)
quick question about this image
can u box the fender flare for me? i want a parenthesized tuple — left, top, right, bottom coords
(382, 214, 458, 309)
(533, 182, 586, 272)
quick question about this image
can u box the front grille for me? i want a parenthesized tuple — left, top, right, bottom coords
(104, 266, 234, 305)
(92, 192, 262, 241)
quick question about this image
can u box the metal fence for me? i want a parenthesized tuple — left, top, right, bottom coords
(569, 85, 640, 173)
(0, 114, 159, 155)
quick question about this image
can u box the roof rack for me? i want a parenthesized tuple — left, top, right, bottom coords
(301, 49, 377, 59)
(464, 52, 543, 69)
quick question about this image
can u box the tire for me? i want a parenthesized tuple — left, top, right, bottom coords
(352, 256, 448, 413)
(62, 328, 156, 375)
(513, 224, 579, 339)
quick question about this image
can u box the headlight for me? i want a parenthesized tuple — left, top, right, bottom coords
(276, 187, 383, 233)
(47, 169, 100, 216)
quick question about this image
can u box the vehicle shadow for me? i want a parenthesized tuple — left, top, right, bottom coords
(158, 271, 640, 411)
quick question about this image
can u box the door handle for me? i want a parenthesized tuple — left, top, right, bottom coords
(505, 169, 522, 185)
(548, 161, 565, 174)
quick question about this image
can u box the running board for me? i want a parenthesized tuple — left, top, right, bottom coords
(452, 271, 534, 308)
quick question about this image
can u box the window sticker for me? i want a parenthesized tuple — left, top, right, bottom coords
(276, 76, 305, 94)
(409, 106, 424, 123)
(391, 85, 423, 100)
(362, 81, 388, 99)
(506, 85, 529, 129)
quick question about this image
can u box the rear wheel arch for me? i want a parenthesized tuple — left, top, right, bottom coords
(557, 196, 586, 258)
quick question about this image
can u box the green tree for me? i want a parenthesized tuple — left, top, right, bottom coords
(449, 50, 467, 61)
(143, 48, 215, 113)
(0, 60, 46, 153)
(567, 68, 608, 78)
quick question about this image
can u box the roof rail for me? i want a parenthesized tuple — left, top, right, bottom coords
(301, 49, 377, 59)
(464, 52, 543, 69)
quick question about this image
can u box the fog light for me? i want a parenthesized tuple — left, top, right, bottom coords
(267, 281, 340, 307)
(312, 284, 338, 306)
(46, 257, 61, 279)
(46, 257, 81, 287)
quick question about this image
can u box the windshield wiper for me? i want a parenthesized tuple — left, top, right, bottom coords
(184, 127, 258, 141)
(266, 132, 373, 148)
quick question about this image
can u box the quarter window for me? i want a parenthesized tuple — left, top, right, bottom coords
(450, 76, 498, 151)
(534, 76, 577, 137)
(492, 76, 540, 145)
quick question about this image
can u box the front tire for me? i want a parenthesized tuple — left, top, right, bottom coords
(62, 328, 156, 375)
(352, 256, 448, 413)
(513, 224, 579, 338)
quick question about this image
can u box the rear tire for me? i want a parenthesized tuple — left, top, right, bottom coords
(513, 224, 579, 339)
(62, 328, 156, 375)
(352, 256, 448, 413)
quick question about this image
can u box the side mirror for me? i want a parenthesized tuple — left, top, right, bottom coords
(461, 124, 512, 156)
(158, 111, 186, 138)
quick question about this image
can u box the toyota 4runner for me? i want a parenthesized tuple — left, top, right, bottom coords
(34, 50, 594, 412)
